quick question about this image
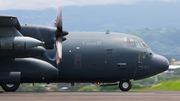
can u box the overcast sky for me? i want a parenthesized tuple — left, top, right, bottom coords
(0, 0, 178, 10)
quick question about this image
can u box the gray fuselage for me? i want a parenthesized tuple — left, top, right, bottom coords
(17, 25, 169, 83)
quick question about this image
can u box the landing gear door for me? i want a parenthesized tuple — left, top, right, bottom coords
(74, 54, 82, 69)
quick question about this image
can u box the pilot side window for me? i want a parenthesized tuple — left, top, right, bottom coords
(141, 42, 148, 48)
(138, 53, 147, 60)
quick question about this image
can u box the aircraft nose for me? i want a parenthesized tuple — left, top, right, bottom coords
(150, 54, 169, 76)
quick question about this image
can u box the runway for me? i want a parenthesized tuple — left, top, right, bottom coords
(0, 91, 180, 101)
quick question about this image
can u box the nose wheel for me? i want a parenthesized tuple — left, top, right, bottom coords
(119, 81, 131, 91)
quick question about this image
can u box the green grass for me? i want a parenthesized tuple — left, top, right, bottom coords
(131, 80, 180, 91)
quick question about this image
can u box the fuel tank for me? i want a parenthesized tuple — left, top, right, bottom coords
(0, 58, 58, 83)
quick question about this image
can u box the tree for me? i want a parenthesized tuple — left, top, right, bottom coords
(18, 84, 48, 91)
(17, 84, 30, 91)
(173, 68, 180, 75)
(67, 83, 90, 91)
(78, 86, 95, 91)
(50, 86, 60, 91)
(158, 75, 166, 83)
(131, 84, 143, 89)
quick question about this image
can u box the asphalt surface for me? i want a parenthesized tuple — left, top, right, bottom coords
(0, 91, 180, 101)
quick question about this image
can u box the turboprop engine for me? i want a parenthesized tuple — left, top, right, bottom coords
(0, 18, 45, 58)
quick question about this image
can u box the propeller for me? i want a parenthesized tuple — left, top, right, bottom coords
(55, 8, 68, 65)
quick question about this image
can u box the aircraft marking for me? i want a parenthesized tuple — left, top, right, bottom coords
(140, 65, 150, 69)
(83, 41, 102, 45)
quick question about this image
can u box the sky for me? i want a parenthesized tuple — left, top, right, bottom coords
(0, 0, 178, 10)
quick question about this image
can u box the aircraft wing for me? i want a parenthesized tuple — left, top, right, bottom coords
(0, 15, 21, 30)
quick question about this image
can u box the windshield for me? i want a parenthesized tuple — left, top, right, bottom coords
(129, 38, 148, 48)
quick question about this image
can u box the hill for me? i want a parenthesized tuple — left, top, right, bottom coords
(1, 1, 180, 32)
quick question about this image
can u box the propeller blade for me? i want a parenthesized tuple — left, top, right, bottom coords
(55, 7, 68, 65)
(56, 37, 62, 65)
(56, 8, 63, 31)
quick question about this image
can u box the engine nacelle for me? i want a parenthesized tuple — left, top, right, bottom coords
(0, 58, 58, 83)
(19, 25, 56, 49)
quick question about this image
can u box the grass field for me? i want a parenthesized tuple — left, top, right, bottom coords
(132, 80, 180, 91)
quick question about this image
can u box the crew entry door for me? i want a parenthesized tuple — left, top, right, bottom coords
(74, 54, 82, 69)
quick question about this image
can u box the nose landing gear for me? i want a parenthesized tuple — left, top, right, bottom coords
(119, 80, 131, 91)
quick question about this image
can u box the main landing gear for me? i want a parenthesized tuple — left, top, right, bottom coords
(119, 80, 131, 91)
(1, 84, 20, 92)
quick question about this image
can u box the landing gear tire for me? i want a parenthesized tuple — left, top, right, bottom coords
(1, 84, 20, 92)
(119, 81, 131, 91)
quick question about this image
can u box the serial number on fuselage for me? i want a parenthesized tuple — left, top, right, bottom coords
(140, 65, 150, 69)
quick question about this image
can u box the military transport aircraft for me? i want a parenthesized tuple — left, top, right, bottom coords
(0, 9, 169, 92)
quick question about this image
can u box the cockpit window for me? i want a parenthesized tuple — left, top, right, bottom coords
(129, 39, 148, 48)
(138, 53, 147, 60)
(141, 42, 148, 48)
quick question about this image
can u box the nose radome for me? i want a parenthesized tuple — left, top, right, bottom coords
(150, 54, 169, 76)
